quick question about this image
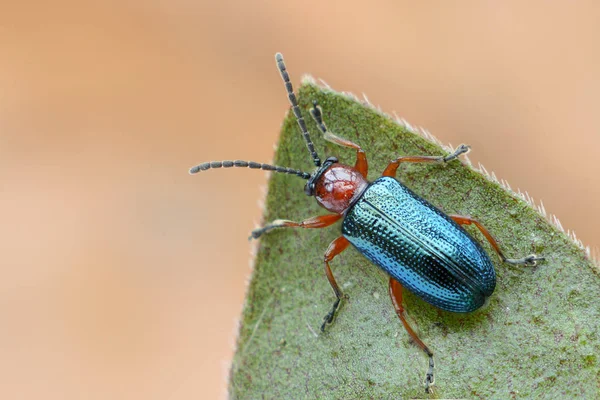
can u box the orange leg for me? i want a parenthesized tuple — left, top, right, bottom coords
(321, 236, 350, 332)
(449, 215, 544, 266)
(310, 101, 368, 177)
(382, 144, 470, 178)
(249, 214, 342, 239)
(389, 277, 435, 393)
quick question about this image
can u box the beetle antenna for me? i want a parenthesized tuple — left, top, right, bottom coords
(189, 160, 311, 179)
(275, 53, 321, 167)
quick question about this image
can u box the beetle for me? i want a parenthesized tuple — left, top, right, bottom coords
(190, 53, 544, 393)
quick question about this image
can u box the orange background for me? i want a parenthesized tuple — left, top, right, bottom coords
(1, 1, 598, 399)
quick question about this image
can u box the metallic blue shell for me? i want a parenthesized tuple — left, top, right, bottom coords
(341, 177, 496, 313)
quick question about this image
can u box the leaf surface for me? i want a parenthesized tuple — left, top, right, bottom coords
(229, 82, 599, 399)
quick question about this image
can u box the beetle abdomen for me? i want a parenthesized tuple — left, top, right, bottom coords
(342, 177, 496, 313)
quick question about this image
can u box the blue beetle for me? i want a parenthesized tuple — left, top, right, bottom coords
(190, 53, 543, 393)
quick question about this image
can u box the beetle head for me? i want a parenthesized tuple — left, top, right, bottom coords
(306, 156, 368, 214)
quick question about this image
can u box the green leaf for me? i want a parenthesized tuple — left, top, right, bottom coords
(229, 81, 600, 399)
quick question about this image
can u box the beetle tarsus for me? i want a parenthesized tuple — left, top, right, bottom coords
(248, 230, 261, 240)
(310, 100, 322, 120)
(424, 354, 435, 393)
(248, 219, 292, 240)
(504, 254, 545, 266)
(443, 143, 471, 163)
(248, 226, 271, 240)
(320, 297, 343, 332)
(248, 226, 276, 240)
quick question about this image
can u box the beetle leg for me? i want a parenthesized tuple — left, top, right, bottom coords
(321, 236, 350, 332)
(382, 144, 470, 178)
(310, 100, 368, 177)
(389, 277, 435, 393)
(449, 215, 545, 266)
(249, 213, 342, 240)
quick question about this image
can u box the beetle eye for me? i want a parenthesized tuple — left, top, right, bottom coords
(304, 183, 314, 196)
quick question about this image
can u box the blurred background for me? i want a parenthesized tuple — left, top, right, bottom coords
(0, 1, 598, 399)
